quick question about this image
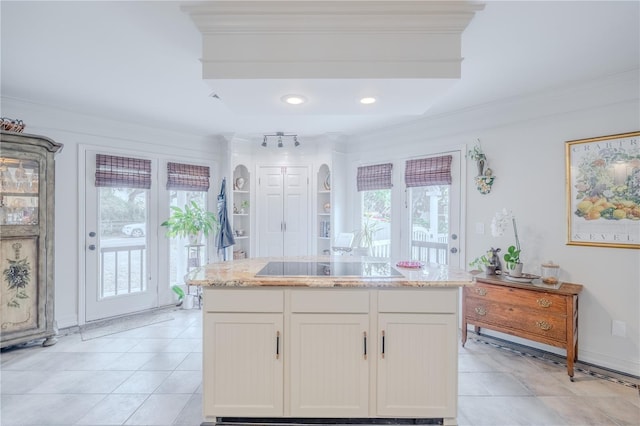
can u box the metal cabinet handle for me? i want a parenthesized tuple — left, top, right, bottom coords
(537, 298, 552, 308)
(363, 331, 367, 360)
(536, 321, 552, 331)
(381, 330, 385, 359)
(276, 331, 280, 359)
(475, 288, 487, 296)
(475, 307, 487, 316)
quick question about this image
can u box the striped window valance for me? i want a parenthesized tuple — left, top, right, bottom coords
(357, 163, 393, 192)
(95, 154, 151, 189)
(166, 162, 210, 192)
(405, 155, 452, 187)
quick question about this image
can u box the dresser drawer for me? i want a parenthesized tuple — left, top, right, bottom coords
(465, 298, 567, 342)
(466, 283, 567, 315)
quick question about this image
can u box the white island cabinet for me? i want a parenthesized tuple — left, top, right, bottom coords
(193, 257, 471, 426)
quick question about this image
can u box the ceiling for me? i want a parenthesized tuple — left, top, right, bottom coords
(1, 1, 638, 140)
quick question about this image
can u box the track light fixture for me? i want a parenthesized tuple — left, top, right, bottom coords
(261, 132, 301, 148)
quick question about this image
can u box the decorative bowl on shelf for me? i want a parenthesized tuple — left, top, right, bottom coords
(504, 273, 540, 283)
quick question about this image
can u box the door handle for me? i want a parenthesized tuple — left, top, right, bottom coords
(89, 231, 96, 237)
(88, 244, 96, 251)
(450, 247, 458, 254)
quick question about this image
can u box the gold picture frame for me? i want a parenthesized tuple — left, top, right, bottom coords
(566, 131, 640, 248)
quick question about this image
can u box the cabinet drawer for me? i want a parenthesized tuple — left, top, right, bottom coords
(378, 289, 457, 313)
(467, 283, 567, 315)
(291, 290, 369, 313)
(204, 289, 284, 312)
(466, 298, 567, 342)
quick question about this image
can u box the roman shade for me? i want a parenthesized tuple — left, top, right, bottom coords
(166, 162, 210, 191)
(404, 155, 452, 187)
(357, 163, 393, 192)
(95, 154, 151, 189)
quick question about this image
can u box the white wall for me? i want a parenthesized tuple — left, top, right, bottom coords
(346, 70, 640, 375)
(1, 97, 225, 328)
(3, 68, 638, 375)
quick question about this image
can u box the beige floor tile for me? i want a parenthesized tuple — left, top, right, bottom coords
(139, 353, 189, 371)
(172, 394, 204, 425)
(1, 393, 105, 425)
(124, 393, 191, 425)
(75, 393, 149, 425)
(128, 338, 175, 353)
(540, 395, 628, 425)
(113, 371, 172, 393)
(155, 370, 202, 394)
(29, 370, 133, 394)
(175, 352, 203, 371)
(475, 372, 534, 396)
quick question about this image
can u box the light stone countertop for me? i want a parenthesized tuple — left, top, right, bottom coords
(186, 255, 473, 288)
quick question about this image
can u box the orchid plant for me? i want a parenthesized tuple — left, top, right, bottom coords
(491, 208, 521, 269)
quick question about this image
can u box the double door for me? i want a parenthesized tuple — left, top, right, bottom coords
(257, 166, 309, 257)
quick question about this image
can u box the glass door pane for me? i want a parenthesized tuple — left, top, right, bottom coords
(409, 185, 449, 264)
(168, 191, 207, 288)
(0, 157, 39, 225)
(99, 187, 148, 298)
(361, 189, 391, 258)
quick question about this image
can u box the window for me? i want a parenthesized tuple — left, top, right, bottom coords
(357, 163, 393, 258)
(94, 154, 152, 298)
(165, 162, 211, 288)
(405, 155, 452, 264)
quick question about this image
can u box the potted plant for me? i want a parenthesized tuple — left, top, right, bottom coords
(161, 201, 219, 245)
(352, 218, 382, 256)
(492, 208, 523, 276)
(469, 252, 491, 275)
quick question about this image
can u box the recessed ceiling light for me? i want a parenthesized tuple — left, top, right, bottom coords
(281, 95, 307, 105)
(360, 97, 376, 105)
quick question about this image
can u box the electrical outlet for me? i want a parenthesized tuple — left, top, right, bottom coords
(475, 222, 485, 234)
(612, 320, 626, 337)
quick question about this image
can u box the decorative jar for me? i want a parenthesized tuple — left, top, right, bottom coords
(541, 261, 560, 284)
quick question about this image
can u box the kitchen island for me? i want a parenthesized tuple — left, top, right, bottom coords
(188, 256, 472, 426)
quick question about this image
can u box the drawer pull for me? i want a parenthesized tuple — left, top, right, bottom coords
(536, 320, 552, 331)
(537, 298, 552, 308)
(475, 288, 487, 296)
(475, 307, 487, 316)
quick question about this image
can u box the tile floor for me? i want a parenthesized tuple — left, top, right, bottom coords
(1, 308, 639, 426)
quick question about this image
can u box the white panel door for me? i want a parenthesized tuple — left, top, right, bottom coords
(290, 314, 369, 417)
(377, 313, 457, 418)
(203, 313, 284, 417)
(258, 167, 285, 257)
(283, 166, 309, 256)
(258, 166, 309, 257)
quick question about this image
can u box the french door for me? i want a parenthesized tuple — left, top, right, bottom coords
(406, 151, 462, 268)
(84, 149, 158, 321)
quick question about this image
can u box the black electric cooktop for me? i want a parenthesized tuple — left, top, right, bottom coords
(255, 261, 403, 278)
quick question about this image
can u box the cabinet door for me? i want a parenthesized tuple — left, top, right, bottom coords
(203, 313, 283, 418)
(290, 314, 369, 417)
(377, 313, 457, 418)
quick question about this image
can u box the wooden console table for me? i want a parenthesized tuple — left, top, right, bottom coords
(462, 275, 583, 379)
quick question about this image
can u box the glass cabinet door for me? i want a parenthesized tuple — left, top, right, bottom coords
(0, 157, 39, 225)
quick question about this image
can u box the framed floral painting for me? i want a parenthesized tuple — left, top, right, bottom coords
(566, 131, 640, 248)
